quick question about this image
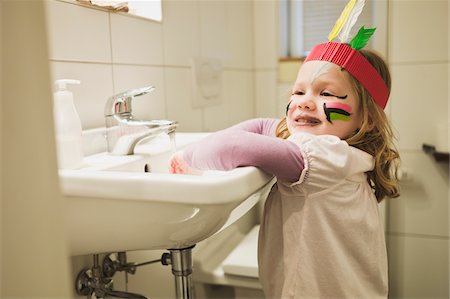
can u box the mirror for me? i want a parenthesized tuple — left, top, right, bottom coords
(73, 0, 162, 22)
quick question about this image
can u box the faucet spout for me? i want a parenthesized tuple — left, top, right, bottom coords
(104, 86, 178, 155)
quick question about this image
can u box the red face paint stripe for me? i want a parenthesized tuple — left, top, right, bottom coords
(325, 102, 352, 113)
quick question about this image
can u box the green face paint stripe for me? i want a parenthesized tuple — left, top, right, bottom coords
(327, 107, 351, 116)
(330, 113, 351, 122)
(323, 103, 352, 123)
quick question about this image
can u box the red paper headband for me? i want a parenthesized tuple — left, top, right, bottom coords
(305, 42, 389, 110)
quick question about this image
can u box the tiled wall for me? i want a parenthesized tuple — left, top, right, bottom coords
(387, 1, 449, 298)
(45, 0, 278, 297)
(46, 0, 279, 135)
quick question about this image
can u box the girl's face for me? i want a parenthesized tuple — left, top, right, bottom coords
(286, 60, 363, 139)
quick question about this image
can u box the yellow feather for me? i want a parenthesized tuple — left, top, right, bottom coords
(328, 0, 357, 42)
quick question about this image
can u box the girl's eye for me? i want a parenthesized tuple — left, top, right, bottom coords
(321, 92, 348, 99)
(321, 92, 335, 97)
(292, 91, 304, 96)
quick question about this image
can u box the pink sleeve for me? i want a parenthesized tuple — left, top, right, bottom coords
(183, 118, 304, 182)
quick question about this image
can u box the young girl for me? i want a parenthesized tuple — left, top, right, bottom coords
(169, 8, 400, 298)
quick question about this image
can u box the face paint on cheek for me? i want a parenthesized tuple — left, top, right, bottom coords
(286, 100, 291, 115)
(323, 102, 352, 123)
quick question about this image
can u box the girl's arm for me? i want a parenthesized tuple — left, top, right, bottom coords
(171, 118, 304, 182)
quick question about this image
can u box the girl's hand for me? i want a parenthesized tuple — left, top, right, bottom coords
(169, 151, 203, 175)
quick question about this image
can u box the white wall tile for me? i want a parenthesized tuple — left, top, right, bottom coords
(277, 83, 292, 118)
(112, 65, 166, 120)
(255, 71, 278, 118)
(224, 0, 253, 69)
(165, 68, 203, 132)
(389, 1, 448, 64)
(388, 151, 449, 237)
(225, 71, 255, 125)
(253, 0, 279, 69)
(45, 0, 111, 62)
(50, 61, 114, 129)
(199, 1, 227, 60)
(110, 14, 164, 65)
(371, 0, 388, 56)
(198, 70, 257, 132)
(388, 235, 449, 298)
(162, 0, 200, 66)
(203, 85, 230, 132)
(390, 63, 448, 150)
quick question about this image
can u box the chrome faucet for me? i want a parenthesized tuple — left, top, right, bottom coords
(104, 86, 178, 155)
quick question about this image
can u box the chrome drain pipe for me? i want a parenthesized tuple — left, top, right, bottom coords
(166, 246, 195, 299)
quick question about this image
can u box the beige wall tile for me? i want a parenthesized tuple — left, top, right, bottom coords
(110, 14, 164, 65)
(390, 63, 448, 151)
(277, 83, 292, 118)
(255, 71, 278, 118)
(203, 93, 230, 133)
(223, 0, 253, 69)
(45, 0, 111, 63)
(199, 1, 227, 60)
(50, 61, 114, 129)
(371, 0, 388, 56)
(162, 0, 200, 66)
(201, 70, 256, 132)
(387, 235, 449, 298)
(203, 101, 230, 132)
(165, 68, 203, 132)
(125, 250, 175, 298)
(389, 1, 448, 64)
(225, 71, 255, 125)
(388, 152, 449, 237)
(112, 65, 167, 121)
(253, 0, 279, 69)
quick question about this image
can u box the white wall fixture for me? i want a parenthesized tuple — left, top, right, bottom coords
(191, 57, 223, 108)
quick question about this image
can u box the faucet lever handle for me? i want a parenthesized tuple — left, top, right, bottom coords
(105, 86, 155, 116)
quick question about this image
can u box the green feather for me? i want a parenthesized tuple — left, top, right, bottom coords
(349, 26, 376, 50)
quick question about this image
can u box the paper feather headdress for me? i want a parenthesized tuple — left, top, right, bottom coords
(304, 0, 389, 109)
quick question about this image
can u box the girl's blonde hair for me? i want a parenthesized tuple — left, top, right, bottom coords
(276, 49, 400, 202)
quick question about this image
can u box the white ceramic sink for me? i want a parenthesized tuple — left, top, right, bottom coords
(60, 133, 274, 256)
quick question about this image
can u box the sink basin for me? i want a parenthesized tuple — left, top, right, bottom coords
(60, 132, 274, 256)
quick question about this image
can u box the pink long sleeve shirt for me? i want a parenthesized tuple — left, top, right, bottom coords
(183, 118, 304, 182)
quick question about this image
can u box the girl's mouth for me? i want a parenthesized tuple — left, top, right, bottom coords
(293, 115, 321, 125)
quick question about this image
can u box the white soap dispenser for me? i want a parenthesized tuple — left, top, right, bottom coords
(53, 79, 83, 169)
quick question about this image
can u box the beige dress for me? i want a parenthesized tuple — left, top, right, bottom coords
(258, 132, 388, 299)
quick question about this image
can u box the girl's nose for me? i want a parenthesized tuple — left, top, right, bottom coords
(293, 95, 317, 111)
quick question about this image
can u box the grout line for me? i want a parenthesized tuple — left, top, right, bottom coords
(160, 0, 168, 120)
(108, 12, 116, 94)
(49, 59, 262, 72)
(251, 0, 257, 118)
(49, 59, 112, 65)
(390, 60, 449, 66)
(387, 231, 450, 241)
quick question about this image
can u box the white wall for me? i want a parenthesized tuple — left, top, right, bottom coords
(386, 1, 449, 298)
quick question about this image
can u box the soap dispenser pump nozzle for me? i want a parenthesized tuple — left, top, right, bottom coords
(55, 79, 80, 91)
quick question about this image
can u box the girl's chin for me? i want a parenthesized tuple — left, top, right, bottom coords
(288, 125, 321, 135)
